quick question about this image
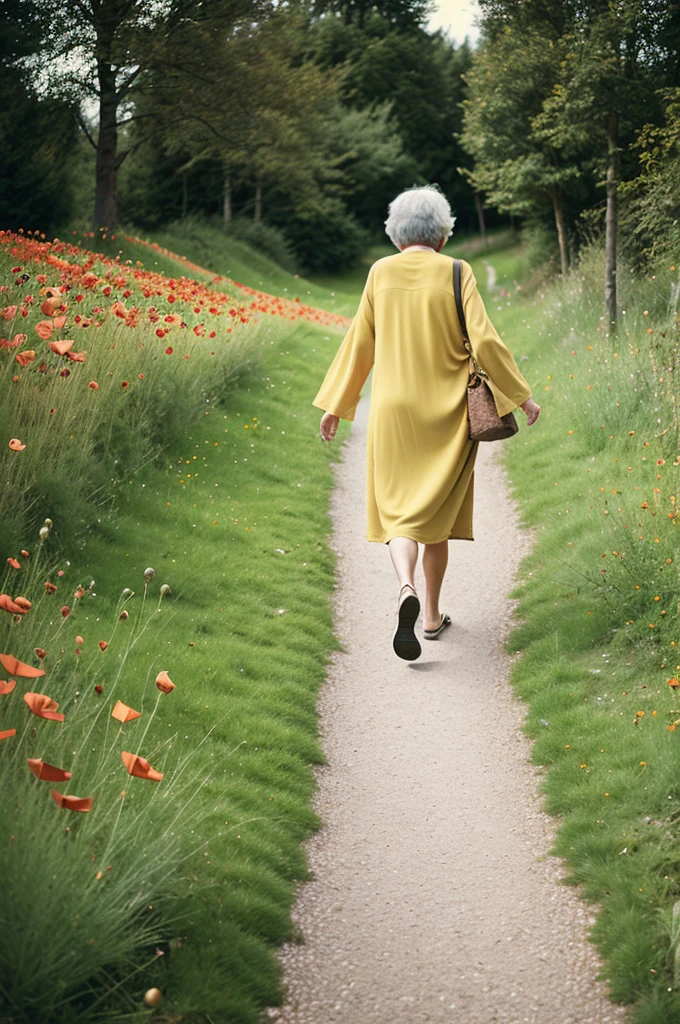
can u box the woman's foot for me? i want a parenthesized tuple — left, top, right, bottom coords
(393, 584, 421, 661)
(423, 613, 451, 640)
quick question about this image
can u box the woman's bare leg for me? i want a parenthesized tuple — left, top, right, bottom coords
(422, 540, 448, 630)
(388, 537, 418, 597)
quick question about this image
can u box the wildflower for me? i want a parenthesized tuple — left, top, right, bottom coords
(156, 670, 175, 693)
(98, 640, 108, 651)
(76, 635, 84, 645)
(121, 751, 163, 781)
(8, 439, 25, 452)
(0, 595, 28, 615)
(0, 679, 17, 694)
(23, 691, 63, 721)
(20, 550, 29, 558)
(119, 609, 129, 620)
(44, 581, 57, 592)
(121, 380, 129, 389)
(0, 729, 16, 742)
(15, 349, 36, 366)
(35, 320, 53, 339)
(94, 684, 103, 694)
(7, 557, 20, 569)
(27, 758, 72, 782)
(165, 346, 173, 354)
(111, 700, 141, 723)
(668, 678, 680, 688)
(73, 586, 85, 600)
(49, 339, 74, 356)
(51, 790, 93, 812)
(60, 605, 71, 618)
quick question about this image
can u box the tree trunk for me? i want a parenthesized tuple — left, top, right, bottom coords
(254, 179, 262, 223)
(605, 113, 618, 331)
(548, 189, 569, 277)
(473, 193, 487, 248)
(94, 58, 118, 230)
(223, 173, 232, 226)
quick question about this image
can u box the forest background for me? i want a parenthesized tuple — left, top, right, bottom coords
(3, 0, 679, 289)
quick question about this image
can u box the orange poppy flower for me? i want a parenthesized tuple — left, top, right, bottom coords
(0, 595, 26, 615)
(44, 286, 62, 299)
(14, 596, 31, 611)
(15, 349, 36, 366)
(75, 634, 84, 645)
(668, 678, 680, 689)
(65, 349, 86, 363)
(35, 320, 53, 340)
(20, 550, 29, 558)
(7, 557, 20, 569)
(121, 751, 163, 781)
(49, 339, 74, 356)
(23, 692, 64, 721)
(34, 647, 46, 659)
(1, 305, 18, 320)
(0, 729, 16, 742)
(0, 653, 44, 677)
(52, 315, 67, 330)
(44, 581, 57, 593)
(111, 700, 141, 723)
(98, 640, 108, 651)
(8, 440, 25, 452)
(51, 790, 93, 812)
(41, 297, 62, 316)
(87, 381, 99, 390)
(0, 679, 16, 694)
(155, 670, 175, 693)
(27, 758, 72, 782)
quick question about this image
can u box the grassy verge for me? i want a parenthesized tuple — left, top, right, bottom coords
(1, 312, 352, 1021)
(489, 247, 680, 1021)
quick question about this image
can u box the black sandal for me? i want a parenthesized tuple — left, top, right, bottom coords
(393, 584, 421, 661)
(423, 614, 451, 640)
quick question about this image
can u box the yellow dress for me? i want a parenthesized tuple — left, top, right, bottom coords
(313, 251, 532, 544)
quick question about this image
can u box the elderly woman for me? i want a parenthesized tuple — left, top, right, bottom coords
(313, 187, 540, 661)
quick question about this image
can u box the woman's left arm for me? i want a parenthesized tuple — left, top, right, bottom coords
(462, 265, 533, 415)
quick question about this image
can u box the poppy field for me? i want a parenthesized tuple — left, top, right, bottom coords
(0, 228, 353, 1022)
(495, 248, 680, 1022)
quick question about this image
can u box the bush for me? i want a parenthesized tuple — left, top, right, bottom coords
(283, 200, 369, 272)
(227, 218, 299, 274)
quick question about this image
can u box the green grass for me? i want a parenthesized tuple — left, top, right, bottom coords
(1, 313, 353, 1021)
(488, 245, 680, 1021)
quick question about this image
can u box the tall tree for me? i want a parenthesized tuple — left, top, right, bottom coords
(8, 0, 266, 229)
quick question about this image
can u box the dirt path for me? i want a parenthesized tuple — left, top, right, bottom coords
(274, 403, 628, 1024)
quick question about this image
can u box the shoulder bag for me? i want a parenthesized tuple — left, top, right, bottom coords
(452, 259, 519, 443)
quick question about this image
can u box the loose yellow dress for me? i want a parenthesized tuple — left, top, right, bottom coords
(313, 251, 532, 544)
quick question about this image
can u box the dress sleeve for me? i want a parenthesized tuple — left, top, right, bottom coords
(461, 261, 532, 418)
(312, 268, 375, 422)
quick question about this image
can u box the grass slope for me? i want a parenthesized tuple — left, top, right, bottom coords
(489, 249, 680, 1022)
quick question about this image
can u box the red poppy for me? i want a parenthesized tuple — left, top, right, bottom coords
(24, 691, 64, 721)
(0, 729, 16, 742)
(165, 346, 173, 354)
(7, 557, 20, 569)
(51, 790, 93, 812)
(60, 605, 71, 618)
(0, 595, 27, 615)
(87, 381, 99, 390)
(13, 596, 31, 611)
(49, 339, 74, 356)
(34, 648, 46, 659)
(76, 634, 84, 644)
(52, 315, 67, 330)
(111, 700, 141, 723)
(8, 440, 25, 452)
(155, 670, 175, 694)
(44, 582, 57, 593)
(98, 640, 108, 651)
(0, 679, 17, 694)
(41, 297, 62, 316)
(27, 758, 72, 782)
(0, 653, 45, 677)
(20, 550, 29, 558)
(35, 320, 53, 340)
(121, 751, 163, 781)
(65, 349, 86, 362)
(15, 350, 36, 366)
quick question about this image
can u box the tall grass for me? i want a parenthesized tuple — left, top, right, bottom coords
(498, 245, 680, 1021)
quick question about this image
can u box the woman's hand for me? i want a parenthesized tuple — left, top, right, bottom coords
(521, 398, 541, 426)
(320, 412, 340, 442)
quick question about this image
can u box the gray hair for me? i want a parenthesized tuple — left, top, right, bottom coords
(384, 186, 455, 249)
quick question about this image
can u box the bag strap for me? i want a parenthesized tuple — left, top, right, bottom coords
(453, 258, 487, 379)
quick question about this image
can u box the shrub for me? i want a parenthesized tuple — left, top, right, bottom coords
(227, 218, 299, 274)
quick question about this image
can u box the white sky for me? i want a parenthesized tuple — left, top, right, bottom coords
(427, 0, 481, 45)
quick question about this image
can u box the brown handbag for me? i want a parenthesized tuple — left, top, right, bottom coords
(452, 259, 519, 443)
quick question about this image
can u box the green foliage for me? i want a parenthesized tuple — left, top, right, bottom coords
(491, 243, 680, 1020)
(283, 198, 369, 271)
(227, 218, 299, 274)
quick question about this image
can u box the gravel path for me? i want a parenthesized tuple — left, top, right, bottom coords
(274, 403, 629, 1024)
